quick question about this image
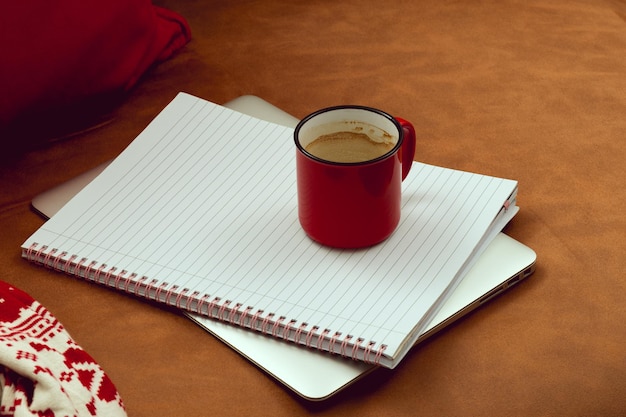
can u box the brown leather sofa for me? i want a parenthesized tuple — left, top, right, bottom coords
(2, 1, 624, 415)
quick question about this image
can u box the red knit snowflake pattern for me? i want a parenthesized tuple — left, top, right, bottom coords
(0, 281, 127, 416)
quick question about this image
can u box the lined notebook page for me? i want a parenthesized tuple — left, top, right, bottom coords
(22, 93, 518, 368)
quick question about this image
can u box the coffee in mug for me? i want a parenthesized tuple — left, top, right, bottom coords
(304, 130, 395, 163)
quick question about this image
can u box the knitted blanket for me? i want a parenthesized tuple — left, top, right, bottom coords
(0, 280, 126, 417)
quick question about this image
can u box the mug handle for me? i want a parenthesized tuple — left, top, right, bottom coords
(395, 117, 416, 180)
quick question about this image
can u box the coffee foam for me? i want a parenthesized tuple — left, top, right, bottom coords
(305, 130, 395, 163)
(301, 121, 396, 147)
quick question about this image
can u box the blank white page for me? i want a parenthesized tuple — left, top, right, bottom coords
(22, 92, 518, 369)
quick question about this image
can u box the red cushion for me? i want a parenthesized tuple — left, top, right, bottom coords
(0, 1, 191, 142)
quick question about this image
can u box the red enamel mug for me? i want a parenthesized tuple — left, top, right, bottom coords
(294, 106, 416, 248)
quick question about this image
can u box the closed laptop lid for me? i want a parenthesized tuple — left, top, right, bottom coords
(30, 95, 536, 401)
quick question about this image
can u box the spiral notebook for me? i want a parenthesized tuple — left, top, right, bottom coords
(21, 92, 519, 370)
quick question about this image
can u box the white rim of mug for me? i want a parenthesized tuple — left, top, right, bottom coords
(294, 105, 404, 166)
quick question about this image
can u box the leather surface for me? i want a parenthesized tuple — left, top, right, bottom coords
(1, 0, 624, 415)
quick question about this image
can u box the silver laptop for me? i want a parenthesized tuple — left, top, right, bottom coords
(31, 95, 536, 401)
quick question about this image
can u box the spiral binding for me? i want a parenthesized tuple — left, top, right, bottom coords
(24, 243, 388, 365)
